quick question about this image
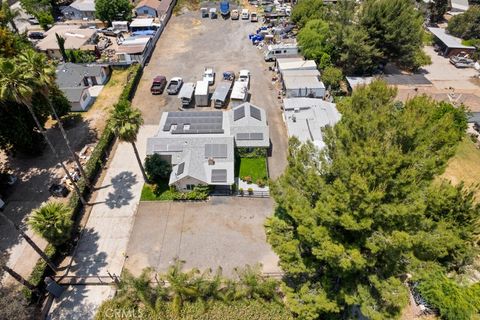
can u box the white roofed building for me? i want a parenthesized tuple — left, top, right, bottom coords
(283, 98, 341, 150)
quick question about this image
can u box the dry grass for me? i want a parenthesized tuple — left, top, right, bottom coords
(80, 68, 131, 134)
(440, 138, 480, 194)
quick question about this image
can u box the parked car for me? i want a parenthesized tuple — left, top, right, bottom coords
(150, 76, 167, 94)
(238, 69, 250, 88)
(28, 32, 45, 40)
(450, 55, 475, 68)
(27, 17, 39, 24)
(203, 67, 215, 85)
(220, 1, 230, 17)
(241, 9, 249, 20)
(250, 12, 258, 22)
(49, 184, 69, 198)
(201, 7, 209, 18)
(167, 77, 184, 95)
(231, 9, 239, 20)
(210, 8, 218, 19)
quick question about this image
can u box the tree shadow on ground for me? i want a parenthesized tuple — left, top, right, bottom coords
(104, 171, 137, 209)
(69, 228, 108, 277)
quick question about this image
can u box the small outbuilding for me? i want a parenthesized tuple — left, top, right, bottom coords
(283, 75, 325, 98)
(427, 27, 476, 58)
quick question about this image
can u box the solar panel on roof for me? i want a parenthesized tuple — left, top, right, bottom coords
(234, 106, 245, 121)
(250, 106, 261, 121)
(164, 111, 224, 134)
(177, 162, 185, 175)
(205, 144, 228, 158)
(211, 169, 227, 183)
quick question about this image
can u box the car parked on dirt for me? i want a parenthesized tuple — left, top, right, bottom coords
(167, 77, 184, 95)
(28, 32, 45, 40)
(231, 9, 239, 20)
(150, 76, 167, 94)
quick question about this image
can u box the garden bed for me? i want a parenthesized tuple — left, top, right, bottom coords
(141, 182, 209, 201)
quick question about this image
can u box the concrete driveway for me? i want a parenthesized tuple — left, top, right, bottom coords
(132, 11, 288, 179)
(124, 197, 280, 277)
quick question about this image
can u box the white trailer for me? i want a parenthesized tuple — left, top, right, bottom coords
(230, 81, 248, 107)
(195, 80, 209, 107)
(178, 82, 195, 107)
(264, 43, 299, 61)
(212, 80, 233, 108)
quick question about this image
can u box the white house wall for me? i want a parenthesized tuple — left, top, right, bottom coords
(173, 176, 207, 191)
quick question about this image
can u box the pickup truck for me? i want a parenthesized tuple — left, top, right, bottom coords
(203, 67, 215, 85)
(150, 76, 167, 95)
(238, 69, 250, 88)
(167, 77, 183, 95)
(450, 55, 475, 68)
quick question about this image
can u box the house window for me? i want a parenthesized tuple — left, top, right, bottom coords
(143, 9, 148, 14)
(81, 93, 88, 101)
(186, 184, 195, 190)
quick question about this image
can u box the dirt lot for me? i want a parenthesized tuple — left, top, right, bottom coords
(0, 69, 129, 283)
(131, 10, 288, 179)
(125, 197, 280, 276)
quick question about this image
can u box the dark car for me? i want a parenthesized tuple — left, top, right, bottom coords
(28, 32, 45, 40)
(150, 76, 167, 95)
(49, 184, 69, 198)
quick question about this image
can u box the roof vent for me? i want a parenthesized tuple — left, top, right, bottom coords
(208, 157, 215, 165)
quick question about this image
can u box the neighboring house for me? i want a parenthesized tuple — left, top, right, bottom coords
(36, 25, 97, 59)
(345, 74, 432, 91)
(146, 103, 270, 191)
(283, 98, 341, 150)
(276, 58, 318, 73)
(427, 27, 476, 58)
(116, 36, 151, 63)
(61, 0, 95, 20)
(55, 63, 111, 111)
(135, 0, 164, 17)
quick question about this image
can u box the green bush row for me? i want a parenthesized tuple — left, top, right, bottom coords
(22, 244, 56, 301)
(23, 64, 144, 300)
(236, 147, 267, 158)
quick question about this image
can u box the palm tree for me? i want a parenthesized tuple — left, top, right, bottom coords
(0, 57, 87, 205)
(110, 100, 148, 182)
(28, 202, 73, 247)
(0, 211, 56, 271)
(18, 50, 92, 189)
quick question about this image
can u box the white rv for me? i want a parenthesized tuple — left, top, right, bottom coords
(195, 81, 209, 107)
(264, 44, 299, 61)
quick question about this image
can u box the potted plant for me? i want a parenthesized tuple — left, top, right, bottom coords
(256, 179, 265, 188)
(239, 188, 244, 196)
(248, 187, 253, 195)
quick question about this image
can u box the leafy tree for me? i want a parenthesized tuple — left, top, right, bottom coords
(360, 0, 430, 70)
(0, 27, 30, 58)
(447, 6, 480, 40)
(111, 100, 147, 181)
(428, 0, 448, 23)
(65, 49, 96, 63)
(265, 80, 477, 319)
(145, 154, 171, 183)
(95, 0, 133, 25)
(55, 33, 67, 61)
(297, 19, 332, 64)
(290, 0, 326, 28)
(28, 202, 73, 246)
(321, 66, 343, 91)
(37, 10, 54, 30)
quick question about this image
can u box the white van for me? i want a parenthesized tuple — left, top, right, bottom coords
(264, 44, 299, 61)
(241, 9, 249, 20)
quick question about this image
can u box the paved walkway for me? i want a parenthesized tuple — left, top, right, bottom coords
(47, 125, 157, 320)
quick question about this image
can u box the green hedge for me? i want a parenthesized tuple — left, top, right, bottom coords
(23, 63, 144, 300)
(22, 244, 56, 301)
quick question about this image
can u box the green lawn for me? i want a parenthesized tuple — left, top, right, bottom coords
(237, 157, 268, 182)
(140, 182, 178, 201)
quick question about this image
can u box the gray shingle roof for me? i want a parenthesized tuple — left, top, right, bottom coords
(56, 63, 105, 88)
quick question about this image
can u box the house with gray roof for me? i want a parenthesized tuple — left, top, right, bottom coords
(283, 98, 341, 150)
(146, 103, 270, 191)
(55, 63, 110, 111)
(62, 0, 95, 20)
